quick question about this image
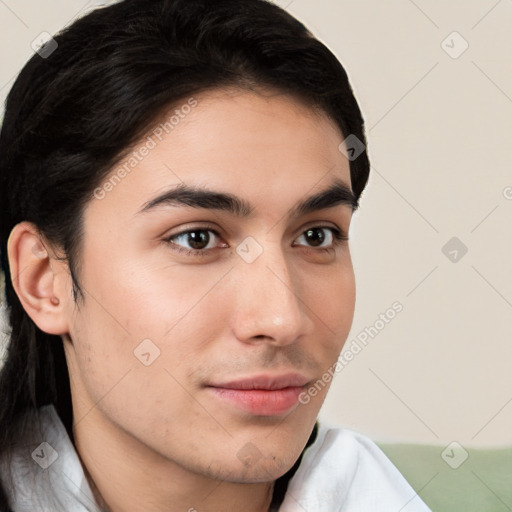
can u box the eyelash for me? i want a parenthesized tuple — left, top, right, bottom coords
(164, 225, 348, 258)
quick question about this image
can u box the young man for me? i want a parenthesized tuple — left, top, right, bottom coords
(0, 0, 431, 510)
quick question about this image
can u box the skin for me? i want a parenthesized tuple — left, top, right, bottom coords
(8, 87, 356, 512)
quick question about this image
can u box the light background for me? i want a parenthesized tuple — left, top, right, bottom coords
(0, 0, 511, 448)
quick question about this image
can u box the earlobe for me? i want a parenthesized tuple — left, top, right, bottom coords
(7, 221, 69, 335)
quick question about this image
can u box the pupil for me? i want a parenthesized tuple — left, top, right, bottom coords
(306, 228, 324, 247)
(189, 231, 209, 250)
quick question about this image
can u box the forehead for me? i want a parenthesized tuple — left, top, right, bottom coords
(86, 87, 352, 221)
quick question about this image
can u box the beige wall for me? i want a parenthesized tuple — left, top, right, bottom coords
(1, 0, 511, 447)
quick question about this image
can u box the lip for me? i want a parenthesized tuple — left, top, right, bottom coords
(207, 373, 310, 416)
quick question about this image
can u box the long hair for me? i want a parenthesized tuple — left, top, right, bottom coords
(0, 0, 370, 508)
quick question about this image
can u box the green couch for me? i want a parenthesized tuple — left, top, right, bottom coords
(378, 443, 512, 511)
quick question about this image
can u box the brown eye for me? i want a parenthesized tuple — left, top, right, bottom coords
(304, 228, 327, 247)
(294, 227, 347, 249)
(165, 228, 223, 256)
(181, 230, 212, 250)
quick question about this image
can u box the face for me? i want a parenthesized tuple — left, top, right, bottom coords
(61, 87, 356, 483)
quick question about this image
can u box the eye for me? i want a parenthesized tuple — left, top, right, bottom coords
(165, 227, 225, 256)
(164, 225, 348, 258)
(293, 226, 348, 250)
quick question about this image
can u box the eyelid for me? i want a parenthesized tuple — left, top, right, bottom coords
(164, 222, 223, 240)
(163, 224, 226, 251)
(297, 220, 347, 237)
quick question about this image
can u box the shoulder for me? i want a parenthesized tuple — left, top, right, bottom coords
(279, 423, 431, 512)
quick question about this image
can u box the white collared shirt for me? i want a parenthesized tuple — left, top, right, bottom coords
(0, 405, 431, 511)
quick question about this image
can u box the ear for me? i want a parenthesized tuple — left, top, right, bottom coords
(7, 221, 69, 335)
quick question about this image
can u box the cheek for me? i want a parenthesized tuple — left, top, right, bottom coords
(296, 263, 355, 414)
(306, 262, 356, 348)
(65, 252, 228, 408)
(67, 292, 211, 442)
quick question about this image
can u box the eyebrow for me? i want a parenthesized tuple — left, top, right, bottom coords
(138, 177, 358, 218)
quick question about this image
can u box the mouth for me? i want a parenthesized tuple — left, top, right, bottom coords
(206, 373, 311, 416)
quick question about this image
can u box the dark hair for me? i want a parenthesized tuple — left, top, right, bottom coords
(0, 0, 370, 508)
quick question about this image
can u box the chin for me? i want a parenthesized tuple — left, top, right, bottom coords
(234, 440, 305, 483)
(225, 457, 295, 484)
(228, 417, 316, 481)
(193, 440, 302, 484)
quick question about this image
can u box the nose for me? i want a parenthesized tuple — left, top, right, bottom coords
(229, 241, 315, 346)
